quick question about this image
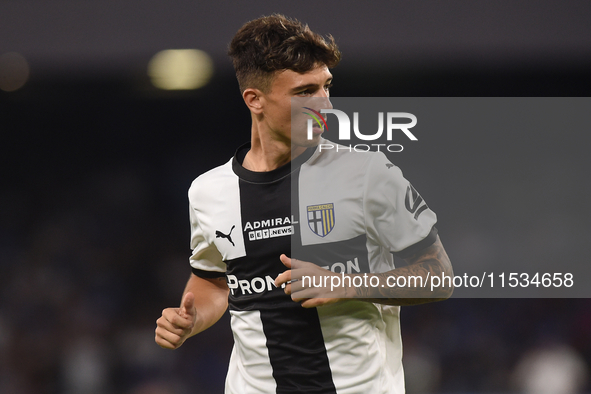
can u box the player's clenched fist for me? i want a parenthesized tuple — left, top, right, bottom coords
(155, 292, 197, 349)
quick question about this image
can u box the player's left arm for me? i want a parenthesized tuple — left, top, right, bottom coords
(275, 234, 453, 308)
(349, 234, 453, 306)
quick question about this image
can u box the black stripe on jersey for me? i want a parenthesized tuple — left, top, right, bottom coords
(260, 307, 337, 394)
(293, 234, 371, 274)
(191, 267, 226, 278)
(226, 143, 319, 312)
(394, 226, 438, 259)
(231, 151, 336, 394)
(225, 171, 294, 311)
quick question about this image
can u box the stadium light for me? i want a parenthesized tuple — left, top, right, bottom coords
(148, 49, 214, 90)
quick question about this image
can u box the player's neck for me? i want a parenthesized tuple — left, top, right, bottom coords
(244, 125, 307, 172)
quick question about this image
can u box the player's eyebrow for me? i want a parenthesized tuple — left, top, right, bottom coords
(290, 78, 333, 93)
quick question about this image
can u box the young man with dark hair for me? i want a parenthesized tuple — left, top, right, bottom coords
(155, 14, 453, 393)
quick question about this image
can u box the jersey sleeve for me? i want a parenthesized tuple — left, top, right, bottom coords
(189, 198, 227, 278)
(363, 152, 438, 258)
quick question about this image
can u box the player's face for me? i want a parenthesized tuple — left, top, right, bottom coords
(260, 65, 333, 148)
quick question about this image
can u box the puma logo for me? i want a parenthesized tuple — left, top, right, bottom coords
(216, 225, 236, 247)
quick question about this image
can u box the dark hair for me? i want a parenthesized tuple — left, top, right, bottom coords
(228, 14, 341, 93)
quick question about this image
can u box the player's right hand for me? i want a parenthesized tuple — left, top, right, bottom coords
(155, 292, 197, 349)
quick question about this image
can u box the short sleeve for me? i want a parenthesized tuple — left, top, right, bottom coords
(189, 199, 227, 278)
(363, 152, 438, 258)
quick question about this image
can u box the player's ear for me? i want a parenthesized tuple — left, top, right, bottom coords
(243, 88, 264, 115)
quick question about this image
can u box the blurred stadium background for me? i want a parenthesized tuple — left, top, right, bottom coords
(1, 1, 591, 393)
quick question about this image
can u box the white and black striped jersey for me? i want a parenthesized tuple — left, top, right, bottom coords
(188, 139, 438, 394)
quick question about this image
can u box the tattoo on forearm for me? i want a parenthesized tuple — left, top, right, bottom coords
(353, 238, 453, 306)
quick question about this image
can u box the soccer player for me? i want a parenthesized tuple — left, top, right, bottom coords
(155, 14, 453, 394)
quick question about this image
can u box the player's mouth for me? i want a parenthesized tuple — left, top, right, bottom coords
(311, 124, 324, 136)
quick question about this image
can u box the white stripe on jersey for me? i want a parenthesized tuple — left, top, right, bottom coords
(317, 302, 405, 394)
(226, 310, 277, 394)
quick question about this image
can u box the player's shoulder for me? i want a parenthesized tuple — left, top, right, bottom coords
(189, 157, 235, 201)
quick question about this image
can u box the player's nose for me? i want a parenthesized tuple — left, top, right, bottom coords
(313, 93, 332, 110)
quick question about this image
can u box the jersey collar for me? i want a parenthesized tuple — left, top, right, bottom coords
(232, 142, 317, 183)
